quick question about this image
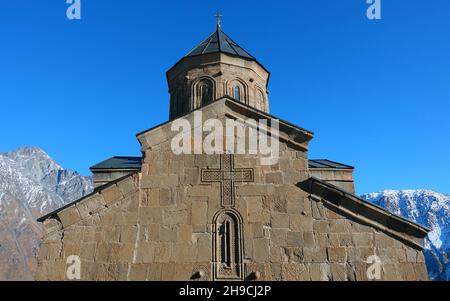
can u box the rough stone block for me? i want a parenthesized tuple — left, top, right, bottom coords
(140, 189, 160, 207)
(191, 200, 208, 225)
(338, 233, 354, 247)
(313, 220, 329, 233)
(109, 243, 135, 263)
(138, 207, 163, 225)
(287, 232, 303, 247)
(311, 201, 327, 219)
(141, 175, 178, 189)
(252, 223, 264, 238)
(147, 263, 162, 280)
(397, 262, 416, 281)
(302, 232, 315, 248)
(265, 172, 283, 184)
(284, 247, 304, 263)
(331, 263, 346, 281)
(290, 215, 313, 232)
(413, 263, 429, 281)
(303, 248, 327, 263)
(187, 185, 218, 197)
(183, 168, 200, 185)
(163, 209, 188, 225)
(80, 242, 97, 261)
(269, 246, 283, 263)
(38, 242, 63, 261)
(270, 263, 282, 281)
(236, 185, 275, 196)
(160, 226, 178, 242)
(327, 247, 347, 263)
(129, 264, 148, 281)
(178, 224, 193, 242)
(196, 235, 211, 262)
(154, 243, 172, 263)
(117, 176, 138, 197)
(101, 185, 123, 206)
(329, 220, 349, 233)
(382, 263, 399, 281)
(161, 263, 176, 280)
(374, 232, 395, 248)
(63, 227, 84, 244)
(352, 233, 373, 247)
(57, 206, 81, 228)
(308, 264, 324, 281)
(281, 263, 309, 281)
(136, 242, 155, 263)
(253, 238, 270, 261)
(174, 263, 194, 281)
(174, 242, 198, 263)
(406, 248, 418, 263)
(119, 226, 138, 244)
(43, 218, 62, 234)
(247, 197, 265, 223)
(271, 213, 289, 228)
(270, 228, 288, 246)
(159, 188, 174, 206)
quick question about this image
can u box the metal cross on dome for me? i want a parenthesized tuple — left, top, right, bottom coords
(215, 11, 223, 29)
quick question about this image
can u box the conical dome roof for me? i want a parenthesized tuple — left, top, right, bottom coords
(185, 28, 255, 60)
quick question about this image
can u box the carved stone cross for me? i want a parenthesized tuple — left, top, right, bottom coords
(201, 154, 254, 207)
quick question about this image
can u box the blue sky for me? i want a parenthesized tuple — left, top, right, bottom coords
(0, 1, 449, 195)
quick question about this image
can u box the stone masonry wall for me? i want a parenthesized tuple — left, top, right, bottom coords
(36, 135, 428, 280)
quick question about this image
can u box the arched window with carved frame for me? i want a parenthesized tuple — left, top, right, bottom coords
(212, 209, 244, 280)
(194, 78, 215, 109)
(229, 79, 247, 105)
(255, 88, 267, 112)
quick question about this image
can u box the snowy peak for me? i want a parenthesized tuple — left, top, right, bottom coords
(0, 147, 92, 211)
(362, 190, 450, 281)
(2, 147, 62, 184)
(0, 147, 93, 280)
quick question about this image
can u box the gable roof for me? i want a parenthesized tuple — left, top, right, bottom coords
(90, 156, 353, 173)
(299, 177, 430, 249)
(136, 97, 314, 152)
(309, 159, 354, 170)
(90, 157, 142, 171)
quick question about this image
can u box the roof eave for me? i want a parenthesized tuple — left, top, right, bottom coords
(298, 177, 430, 249)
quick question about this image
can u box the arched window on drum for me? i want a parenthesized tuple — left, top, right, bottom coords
(195, 79, 214, 109)
(233, 84, 241, 101)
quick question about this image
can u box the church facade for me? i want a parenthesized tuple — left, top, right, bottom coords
(36, 25, 430, 281)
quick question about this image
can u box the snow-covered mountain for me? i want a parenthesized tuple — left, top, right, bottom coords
(0, 147, 92, 280)
(362, 190, 450, 281)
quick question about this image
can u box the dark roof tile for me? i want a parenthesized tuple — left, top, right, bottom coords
(309, 159, 354, 170)
(90, 157, 141, 171)
(186, 29, 255, 60)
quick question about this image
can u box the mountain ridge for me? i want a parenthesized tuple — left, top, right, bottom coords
(362, 189, 450, 281)
(0, 147, 93, 280)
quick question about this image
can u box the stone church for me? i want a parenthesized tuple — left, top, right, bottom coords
(36, 22, 430, 281)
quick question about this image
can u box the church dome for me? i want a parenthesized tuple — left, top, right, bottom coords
(166, 20, 270, 120)
(185, 28, 255, 61)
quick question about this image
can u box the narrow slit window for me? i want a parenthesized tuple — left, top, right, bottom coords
(233, 85, 241, 101)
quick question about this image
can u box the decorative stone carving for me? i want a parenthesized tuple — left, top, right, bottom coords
(201, 154, 254, 207)
(203, 154, 253, 280)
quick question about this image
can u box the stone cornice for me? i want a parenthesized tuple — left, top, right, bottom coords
(299, 177, 430, 250)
